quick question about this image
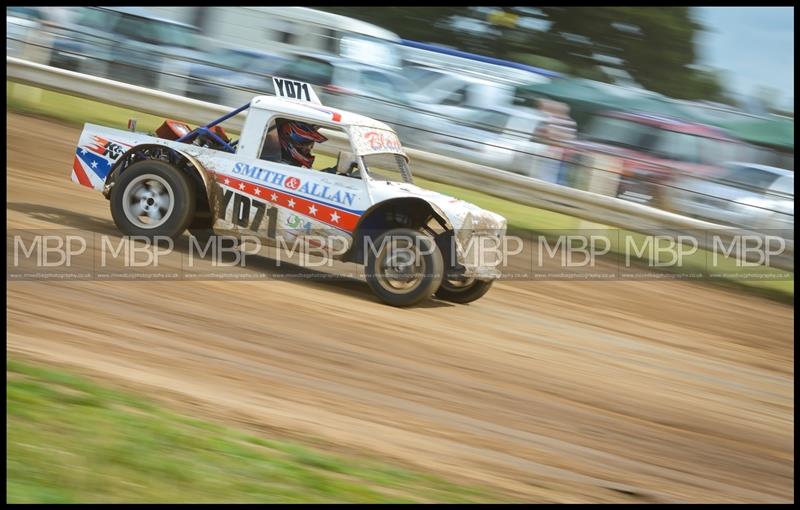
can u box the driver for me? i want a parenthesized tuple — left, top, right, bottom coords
(277, 119, 329, 168)
(276, 119, 357, 176)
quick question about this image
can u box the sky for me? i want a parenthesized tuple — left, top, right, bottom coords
(693, 7, 794, 111)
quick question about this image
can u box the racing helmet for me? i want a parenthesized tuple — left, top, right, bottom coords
(277, 119, 328, 168)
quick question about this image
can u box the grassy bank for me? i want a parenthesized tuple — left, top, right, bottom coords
(7, 358, 504, 503)
(7, 81, 793, 299)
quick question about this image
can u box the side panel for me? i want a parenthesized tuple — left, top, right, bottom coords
(208, 162, 367, 255)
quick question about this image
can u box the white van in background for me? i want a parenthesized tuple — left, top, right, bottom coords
(400, 39, 557, 89)
(149, 7, 403, 69)
(407, 71, 516, 110)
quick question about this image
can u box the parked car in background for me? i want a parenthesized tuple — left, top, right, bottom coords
(664, 162, 794, 235)
(47, 6, 204, 94)
(166, 7, 404, 70)
(572, 111, 746, 207)
(185, 47, 291, 106)
(402, 106, 549, 173)
(6, 6, 49, 63)
(401, 64, 451, 89)
(406, 70, 516, 111)
(392, 70, 524, 143)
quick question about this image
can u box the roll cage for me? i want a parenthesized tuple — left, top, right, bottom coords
(173, 102, 251, 153)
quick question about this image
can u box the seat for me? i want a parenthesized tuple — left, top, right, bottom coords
(210, 125, 231, 143)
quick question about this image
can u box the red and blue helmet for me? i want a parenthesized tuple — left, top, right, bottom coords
(278, 119, 328, 168)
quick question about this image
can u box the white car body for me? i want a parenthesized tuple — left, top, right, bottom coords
(71, 88, 507, 280)
(664, 162, 794, 236)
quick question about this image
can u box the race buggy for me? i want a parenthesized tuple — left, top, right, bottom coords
(70, 77, 508, 307)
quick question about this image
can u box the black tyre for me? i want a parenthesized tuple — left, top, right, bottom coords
(365, 228, 444, 307)
(110, 160, 195, 240)
(188, 210, 215, 243)
(435, 278, 494, 304)
(187, 225, 215, 254)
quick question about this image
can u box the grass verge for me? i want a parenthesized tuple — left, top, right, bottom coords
(7, 357, 505, 503)
(7, 81, 793, 300)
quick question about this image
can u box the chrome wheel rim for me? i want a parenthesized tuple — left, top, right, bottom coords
(375, 237, 427, 295)
(122, 174, 175, 229)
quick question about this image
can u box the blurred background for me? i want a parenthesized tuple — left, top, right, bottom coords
(7, 6, 794, 235)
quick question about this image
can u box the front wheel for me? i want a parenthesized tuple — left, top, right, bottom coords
(365, 228, 444, 307)
(435, 278, 494, 304)
(110, 160, 196, 240)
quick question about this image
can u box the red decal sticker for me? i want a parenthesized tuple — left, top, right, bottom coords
(284, 177, 301, 190)
(72, 156, 92, 188)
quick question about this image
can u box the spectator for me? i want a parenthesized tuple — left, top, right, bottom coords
(534, 99, 577, 145)
(532, 99, 578, 185)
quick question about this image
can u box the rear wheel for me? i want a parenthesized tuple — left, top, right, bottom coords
(365, 228, 444, 307)
(110, 160, 195, 240)
(435, 277, 494, 304)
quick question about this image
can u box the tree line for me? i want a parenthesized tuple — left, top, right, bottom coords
(320, 7, 731, 104)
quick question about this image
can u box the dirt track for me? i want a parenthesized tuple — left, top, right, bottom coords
(6, 113, 794, 503)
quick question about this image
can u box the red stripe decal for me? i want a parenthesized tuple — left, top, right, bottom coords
(215, 173, 359, 232)
(87, 144, 106, 156)
(72, 156, 93, 188)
